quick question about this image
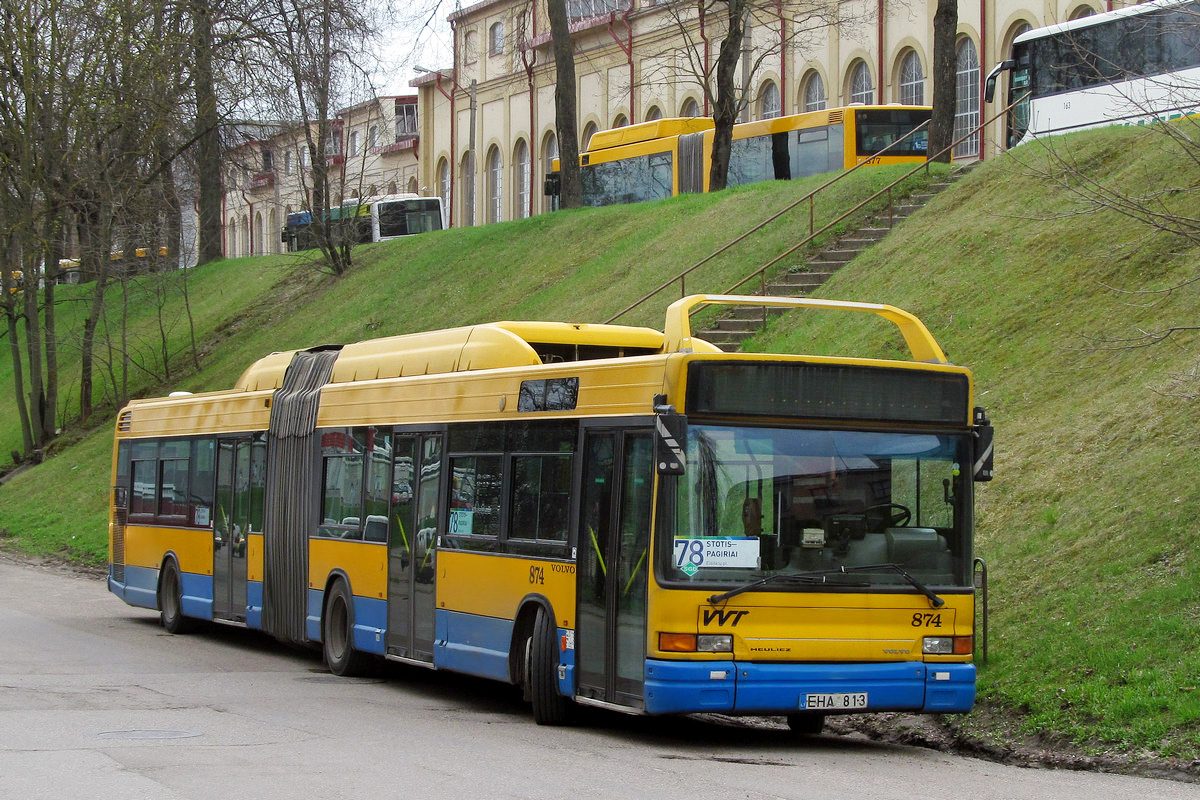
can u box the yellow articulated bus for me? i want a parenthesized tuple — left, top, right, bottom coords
(546, 105, 933, 208)
(107, 295, 993, 730)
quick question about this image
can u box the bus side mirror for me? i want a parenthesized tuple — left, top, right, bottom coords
(973, 406, 994, 482)
(653, 397, 687, 475)
(543, 172, 561, 197)
(983, 59, 1016, 104)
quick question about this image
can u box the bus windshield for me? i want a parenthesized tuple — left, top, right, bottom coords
(662, 424, 970, 590)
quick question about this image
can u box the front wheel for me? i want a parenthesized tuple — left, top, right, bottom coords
(159, 562, 194, 634)
(323, 581, 368, 677)
(786, 712, 825, 735)
(529, 606, 571, 725)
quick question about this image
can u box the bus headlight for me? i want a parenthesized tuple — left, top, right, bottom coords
(923, 637, 953, 654)
(697, 634, 733, 652)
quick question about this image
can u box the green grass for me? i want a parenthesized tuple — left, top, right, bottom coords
(744, 124, 1200, 758)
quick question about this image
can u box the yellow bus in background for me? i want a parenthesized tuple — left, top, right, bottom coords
(547, 106, 933, 207)
(107, 294, 992, 731)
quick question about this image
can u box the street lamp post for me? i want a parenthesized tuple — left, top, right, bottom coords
(414, 65, 478, 226)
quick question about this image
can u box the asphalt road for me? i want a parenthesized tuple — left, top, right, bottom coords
(0, 555, 1192, 800)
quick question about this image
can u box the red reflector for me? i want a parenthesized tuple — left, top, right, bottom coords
(953, 636, 974, 655)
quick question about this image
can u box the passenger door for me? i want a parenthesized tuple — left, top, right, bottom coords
(213, 435, 259, 621)
(576, 428, 654, 707)
(386, 431, 444, 662)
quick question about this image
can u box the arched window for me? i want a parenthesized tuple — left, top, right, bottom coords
(267, 209, 277, 254)
(1068, 5, 1095, 20)
(407, 176, 419, 194)
(348, 130, 360, 157)
(802, 72, 826, 112)
(644, 106, 663, 121)
(486, 145, 503, 224)
(437, 158, 450, 213)
(898, 51, 925, 105)
(388, 181, 398, 195)
(284, 151, 293, 176)
(954, 37, 981, 158)
(367, 184, 377, 197)
(849, 61, 873, 105)
(758, 81, 781, 119)
(368, 125, 379, 149)
(541, 131, 558, 213)
(489, 21, 505, 56)
(680, 98, 700, 117)
(241, 216, 249, 257)
(228, 217, 237, 256)
(581, 122, 598, 150)
(460, 151, 476, 226)
(613, 114, 628, 128)
(513, 139, 530, 219)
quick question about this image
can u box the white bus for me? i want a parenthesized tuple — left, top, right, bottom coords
(282, 195, 445, 251)
(986, 0, 1200, 148)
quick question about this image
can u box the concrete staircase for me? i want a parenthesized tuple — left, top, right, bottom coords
(698, 166, 972, 352)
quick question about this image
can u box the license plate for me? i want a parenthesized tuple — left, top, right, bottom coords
(801, 692, 868, 710)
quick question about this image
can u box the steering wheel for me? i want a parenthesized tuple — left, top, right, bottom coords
(866, 502, 912, 529)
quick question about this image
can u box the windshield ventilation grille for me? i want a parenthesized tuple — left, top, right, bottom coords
(827, 111, 844, 125)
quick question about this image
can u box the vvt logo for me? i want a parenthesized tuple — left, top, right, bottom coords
(702, 609, 749, 627)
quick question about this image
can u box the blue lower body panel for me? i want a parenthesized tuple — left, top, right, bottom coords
(246, 581, 263, 630)
(352, 597, 387, 655)
(556, 628, 575, 698)
(111, 564, 160, 610)
(643, 659, 975, 715)
(306, 588, 324, 642)
(434, 609, 514, 682)
(179, 572, 213, 621)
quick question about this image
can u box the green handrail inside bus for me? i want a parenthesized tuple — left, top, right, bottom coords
(663, 294, 949, 364)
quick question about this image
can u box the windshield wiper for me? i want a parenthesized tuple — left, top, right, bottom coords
(840, 563, 945, 608)
(705, 564, 944, 607)
(706, 570, 869, 605)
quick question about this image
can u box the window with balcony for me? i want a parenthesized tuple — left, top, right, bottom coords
(395, 102, 418, 139)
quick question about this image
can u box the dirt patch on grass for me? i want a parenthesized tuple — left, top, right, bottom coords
(825, 708, 1200, 783)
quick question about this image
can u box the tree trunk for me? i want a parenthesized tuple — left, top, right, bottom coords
(546, 0, 581, 208)
(3, 236, 34, 459)
(193, 0, 224, 264)
(928, 0, 958, 163)
(708, 0, 747, 191)
(40, 207, 61, 443)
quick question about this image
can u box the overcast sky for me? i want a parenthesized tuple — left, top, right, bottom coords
(373, 0, 456, 95)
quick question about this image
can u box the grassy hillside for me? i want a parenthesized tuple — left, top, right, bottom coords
(744, 125, 1200, 758)
(2, 129, 1197, 759)
(0, 163, 940, 561)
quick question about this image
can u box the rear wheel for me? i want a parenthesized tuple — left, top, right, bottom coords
(530, 606, 571, 725)
(786, 713, 825, 735)
(323, 581, 368, 677)
(159, 562, 194, 634)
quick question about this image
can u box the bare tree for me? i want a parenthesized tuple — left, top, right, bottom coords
(546, 0, 582, 208)
(643, 0, 849, 191)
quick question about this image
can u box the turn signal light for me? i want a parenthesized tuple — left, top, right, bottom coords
(953, 636, 974, 655)
(659, 633, 697, 652)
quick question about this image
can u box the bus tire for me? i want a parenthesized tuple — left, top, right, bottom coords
(159, 561, 194, 634)
(786, 713, 825, 735)
(530, 606, 571, 726)
(323, 580, 368, 677)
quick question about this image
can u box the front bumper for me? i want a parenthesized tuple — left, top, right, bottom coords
(643, 658, 975, 716)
